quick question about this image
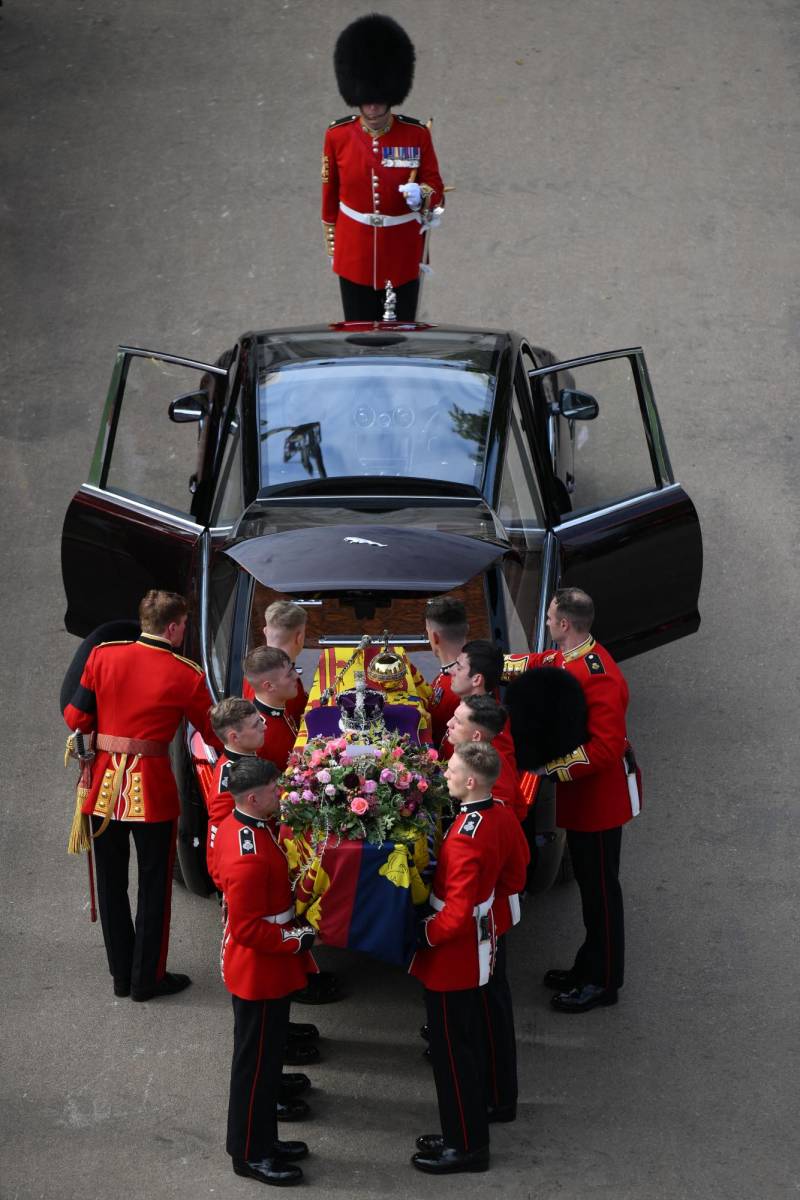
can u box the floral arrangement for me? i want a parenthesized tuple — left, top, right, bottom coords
(280, 731, 449, 845)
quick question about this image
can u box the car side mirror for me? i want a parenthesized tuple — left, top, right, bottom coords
(558, 388, 599, 420)
(168, 391, 208, 423)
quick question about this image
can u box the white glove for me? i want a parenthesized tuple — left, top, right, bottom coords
(399, 182, 422, 210)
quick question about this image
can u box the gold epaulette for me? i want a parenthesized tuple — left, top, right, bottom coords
(98, 639, 135, 648)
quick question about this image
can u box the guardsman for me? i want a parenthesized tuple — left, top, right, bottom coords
(440, 695, 529, 1121)
(207, 698, 266, 879)
(243, 646, 301, 773)
(503, 588, 640, 1013)
(215, 758, 318, 1187)
(62, 590, 219, 1001)
(446, 695, 527, 820)
(409, 742, 505, 1175)
(441, 641, 520, 780)
(263, 601, 309, 725)
(322, 13, 445, 321)
(424, 597, 468, 746)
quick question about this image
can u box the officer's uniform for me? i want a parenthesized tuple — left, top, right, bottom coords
(504, 637, 638, 990)
(254, 699, 298, 773)
(215, 808, 317, 1163)
(410, 798, 502, 1155)
(63, 632, 218, 995)
(321, 113, 444, 319)
(481, 800, 530, 1116)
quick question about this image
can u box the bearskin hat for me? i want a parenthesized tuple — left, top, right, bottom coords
(504, 667, 588, 770)
(60, 620, 140, 715)
(334, 14, 415, 108)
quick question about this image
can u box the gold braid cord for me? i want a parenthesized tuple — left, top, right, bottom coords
(65, 733, 92, 855)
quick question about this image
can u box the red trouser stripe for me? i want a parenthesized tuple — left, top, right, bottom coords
(156, 820, 177, 980)
(598, 833, 612, 988)
(481, 988, 499, 1105)
(245, 1002, 268, 1160)
(441, 993, 469, 1151)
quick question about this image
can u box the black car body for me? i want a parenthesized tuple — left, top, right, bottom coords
(61, 323, 702, 894)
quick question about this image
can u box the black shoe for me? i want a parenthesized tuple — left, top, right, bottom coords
(419, 1023, 430, 1042)
(113, 979, 131, 998)
(270, 1140, 308, 1162)
(232, 1156, 302, 1185)
(130, 972, 191, 1002)
(283, 1041, 320, 1067)
(551, 983, 618, 1013)
(279, 1073, 311, 1098)
(411, 1144, 490, 1174)
(277, 1098, 310, 1122)
(487, 1103, 516, 1123)
(543, 968, 580, 990)
(416, 1133, 444, 1153)
(287, 1020, 319, 1041)
(292, 971, 341, 1004)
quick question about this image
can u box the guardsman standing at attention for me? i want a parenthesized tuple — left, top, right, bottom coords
(215, 758, 318, 1187)
(243, 646, 301, 773)
(503, 588, 641, 1014)
(424, 597, 468, 747)
(322, 13, 445, 321)
(206, 698, 266, 878)
(409, 742, 504, 1175)
(62, 590, 219, 1001)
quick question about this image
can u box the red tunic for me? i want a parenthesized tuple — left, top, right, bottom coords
(254, 699, 298, 773)
(504, 638, 636, 832)
(491, 799, 530, 937)
(439, 720, 526, 820)
(409, 799, 502, 991)
(63, 635, 218, 823)
(321, 113, 445, 289)
(206, 749, 259, 884)
(428, 670, 459, 747)
(214, 810, 317, 1000)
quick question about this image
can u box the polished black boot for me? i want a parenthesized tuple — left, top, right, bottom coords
(283, 1041, 320, 1066)
(232, 1156, 302, 1185)
(277, 1098, 310, 1121)
(287, 1021, 319, 1041)
(411, 1144, 490, 1174)
(279, 1073, 311, 1098)
(130, 972, 191, 1002)
(550, 983, 618, 1013)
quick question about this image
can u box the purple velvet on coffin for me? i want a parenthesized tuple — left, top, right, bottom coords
(304, 704, 422, 743)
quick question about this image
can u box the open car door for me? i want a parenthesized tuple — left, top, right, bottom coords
(527, 348, 702, 660)
(62, 346, 231, 635)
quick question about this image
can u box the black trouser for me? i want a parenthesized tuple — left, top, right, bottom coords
(480, 937, 517, 1109)
(425, 987, 489, 1153)
(339, 276, 420, 321)
(567, 826, 624, 989)
(91, 816, 176, 992)
(227, 995, 290, 1161)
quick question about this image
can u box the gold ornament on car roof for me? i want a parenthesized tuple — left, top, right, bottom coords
(367, 631, 407, 688)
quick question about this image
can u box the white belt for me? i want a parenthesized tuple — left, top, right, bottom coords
(430, 890, 495, 918)
(262, 905, 295, 925)
(508, 894, 521, 927)
(339, 201, 419, 228)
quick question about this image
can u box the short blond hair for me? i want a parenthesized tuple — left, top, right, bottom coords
(264, 601, 307, 633)
(138, 590, 188, 634)
(453, 741, 501, 785)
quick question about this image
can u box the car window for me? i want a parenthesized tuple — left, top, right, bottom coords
(208, 555, 238, 694)
(101, 356, 215, 516)
(530, 355, 660, 518)
(496, 389, 545, 529)
(257, 358, 496, 488)
(212, 411, 242, 527)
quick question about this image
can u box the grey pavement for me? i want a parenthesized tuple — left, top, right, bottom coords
(1, 1, 798, 1198)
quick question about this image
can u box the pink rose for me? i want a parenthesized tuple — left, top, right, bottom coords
(380, 768, 396, 784)
(324, 784, 336, 796)
(362, 779, 378, 794)
(309, 750, 325, 767)
(302, 790, 314, 801)
(315, 769, 332, 784)
(396, 774, 411, 790)
(287, 791, 300, 804)
(427, 748, 439, 761)
(350, 797, 369, 816)
(416, 779, 429, 793)
(391, 747, 404, 760)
